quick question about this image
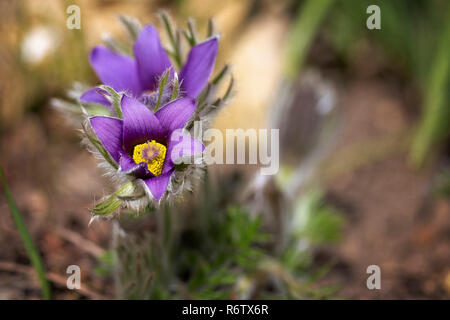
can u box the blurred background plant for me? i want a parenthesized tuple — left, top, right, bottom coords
(0, 0, 449, 299)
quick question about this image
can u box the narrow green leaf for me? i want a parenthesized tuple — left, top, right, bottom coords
(117, 14, 142, 41)
(187, 18, 198, 46)
(212, 64, 230, 85)
(159, 11, 182, 68)
(223, 76, 234, 101)
(0, 165, 51, 300)
(98, 85, 123, 118)
(207, 18, 216, 38)
(102, 33, 132, 56)
(82, 122, 119, 170)
(208, 76, 234, 110)
(182, 29, 195, 47)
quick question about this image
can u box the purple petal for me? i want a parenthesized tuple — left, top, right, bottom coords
(154, 97, 196, 134)
(89, 116, 123, 163)
(180, 37, 218, 98)
(140, 170, 173, 201)
(166, 129, 205, 169)
(121, 95, 164, 153)
(80, 88, 111, 106)
(134, 25, 173, 91)
(89, 46, 143, 96)
(119, 151, 152, 178)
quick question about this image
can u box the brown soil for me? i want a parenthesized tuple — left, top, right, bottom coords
(319, 78, 450, 299)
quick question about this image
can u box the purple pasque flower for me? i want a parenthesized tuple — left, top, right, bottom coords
(89, 95, 205, 201)
(80, 24, 218, 107)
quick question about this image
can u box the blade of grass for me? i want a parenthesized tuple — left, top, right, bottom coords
(0, 165, 51, 299)
(283, 0, 335, 80)
(410, 13, 450, 166)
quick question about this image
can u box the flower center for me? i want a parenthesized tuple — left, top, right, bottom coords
(132, 140, 167, 176)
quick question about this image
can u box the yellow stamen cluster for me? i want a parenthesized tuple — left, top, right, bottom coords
(132, 140, 167, 176)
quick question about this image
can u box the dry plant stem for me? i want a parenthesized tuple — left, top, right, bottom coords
(55, 227, 105, 258)
(0, 261, 108, 300)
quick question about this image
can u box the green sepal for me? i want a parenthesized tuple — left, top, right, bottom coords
(174, 162, 189, 172)
(92, 181, 144, 216)
(170, 73, 180, 102)
(153, 70, 170, 113)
